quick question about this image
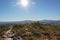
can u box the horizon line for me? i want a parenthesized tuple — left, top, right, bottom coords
(0, 19, 60, 22)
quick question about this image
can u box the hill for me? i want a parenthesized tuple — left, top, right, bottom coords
(0, 21, 60, 40)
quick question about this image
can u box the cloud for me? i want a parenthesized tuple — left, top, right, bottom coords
(12, 0, 21, 7)
(12, 4, 16, 6)
(11, 2, 17, 6)
(32, 2, 36, 5)
(12, 0, 36, 7)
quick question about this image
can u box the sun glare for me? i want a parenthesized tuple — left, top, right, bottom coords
(21, 0, 29, 7)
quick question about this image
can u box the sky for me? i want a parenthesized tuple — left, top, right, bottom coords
(0, 0, 60, 21)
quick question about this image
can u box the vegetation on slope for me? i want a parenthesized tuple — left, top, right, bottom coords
(0, 22, 60, 40)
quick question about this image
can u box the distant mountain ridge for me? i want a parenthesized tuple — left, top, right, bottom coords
(40, 20, 60, 24)
(0, 20, 33, 25)
(0, 20, 60, 25)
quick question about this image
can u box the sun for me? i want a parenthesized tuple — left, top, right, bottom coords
(20, 0, 29, 7)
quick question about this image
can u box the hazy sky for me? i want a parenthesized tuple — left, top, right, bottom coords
(0, 0, 60, 21)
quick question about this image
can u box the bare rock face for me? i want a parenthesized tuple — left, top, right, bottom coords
(3, 38, 12, 40)
(2, 25, 14, 40)
(2, 25, 23, 40)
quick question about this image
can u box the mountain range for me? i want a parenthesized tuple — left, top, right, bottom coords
(0, 20, 60, 25)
